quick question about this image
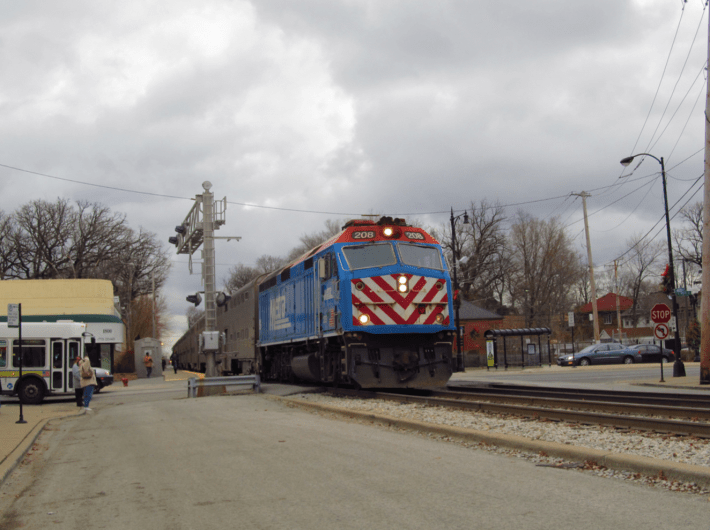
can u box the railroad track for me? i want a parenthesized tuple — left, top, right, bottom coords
(323, 386, 710, 438)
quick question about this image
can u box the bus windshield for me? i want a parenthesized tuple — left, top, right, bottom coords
(342, 243, 397, 270)
(398, 243, 444, 270)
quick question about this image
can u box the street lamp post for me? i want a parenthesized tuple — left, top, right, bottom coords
(620, 153, 686, 377)
(450, 207, 469, 372)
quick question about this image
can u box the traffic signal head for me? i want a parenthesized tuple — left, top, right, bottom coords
(186, 293, 202, 307)
(660, 264, 673, 294)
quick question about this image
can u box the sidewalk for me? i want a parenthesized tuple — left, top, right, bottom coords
(0, 369, 202, 485)
(452, 362, 710, 392)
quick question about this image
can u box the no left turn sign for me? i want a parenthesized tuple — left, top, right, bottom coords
(654, 323, 670, 340)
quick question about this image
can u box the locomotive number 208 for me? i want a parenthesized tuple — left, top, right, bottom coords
(352, 230, 376, 239)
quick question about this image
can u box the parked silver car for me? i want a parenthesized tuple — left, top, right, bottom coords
(557, 342, 627, 366)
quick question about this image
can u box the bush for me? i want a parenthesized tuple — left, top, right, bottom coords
(114, 350, 136, 373)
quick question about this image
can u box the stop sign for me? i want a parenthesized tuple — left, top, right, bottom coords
(651, 303, 671, 324)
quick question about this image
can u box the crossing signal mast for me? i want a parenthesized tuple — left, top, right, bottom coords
(170, 181, 241, 377)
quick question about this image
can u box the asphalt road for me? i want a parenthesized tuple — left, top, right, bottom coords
(455, 363, 702, 387)
(0, 382, 708, 529)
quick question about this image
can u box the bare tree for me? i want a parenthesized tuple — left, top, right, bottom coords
(674, 201, 702, 267)
(507, 212, 582, 327)
(0, 211, 20, 279)
(619, 233, 664, 327)
(3, 198, 172, 342)
(435, 201, 508, 312)
(11, 198, 75, 279)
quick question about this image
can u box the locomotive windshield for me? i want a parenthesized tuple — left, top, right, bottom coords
(398, 243, 444, 270)
(342, 243, 397, 270)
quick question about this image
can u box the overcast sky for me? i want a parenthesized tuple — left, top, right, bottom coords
(0, 1, 707, 349)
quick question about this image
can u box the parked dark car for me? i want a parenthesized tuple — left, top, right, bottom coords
(557, 342, 628, 366)
(621, 344, 675, 364)
(94, 367, 114, 391)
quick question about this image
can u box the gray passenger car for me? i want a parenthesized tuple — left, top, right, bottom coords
(557, 342, 628, 366)
(621, 344, 674, 364)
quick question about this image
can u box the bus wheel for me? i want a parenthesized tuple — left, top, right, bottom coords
(19, 379, 45, 405)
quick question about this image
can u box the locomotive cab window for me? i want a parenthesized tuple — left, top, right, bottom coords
(342, 243, 397, 270)
(398, 243, 444, 270)
(318, 253, 339, 280)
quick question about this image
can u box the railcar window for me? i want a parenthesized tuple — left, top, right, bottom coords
(12, 339, 47, 368)
(0, 341, 6, 367)
(398, 244, 444, 270)
(342, 243, 397, 270)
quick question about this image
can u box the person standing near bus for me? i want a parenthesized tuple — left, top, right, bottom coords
(144, 353, 153, 378)
(72, 356, 83, 407)
(80, 356, 97, 413)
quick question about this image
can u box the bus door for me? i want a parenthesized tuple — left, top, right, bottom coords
(50, 339, 81, 392)
(51, 340, 66, 391)
(66, 340, 81, 390)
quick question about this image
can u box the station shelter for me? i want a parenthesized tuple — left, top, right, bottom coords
(483, 327, 552, 369)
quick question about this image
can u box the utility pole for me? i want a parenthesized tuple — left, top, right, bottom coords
(701, 10, 710, 384)
(614, 260, 622, 342)
(574, 192, 600, 343)
(151, 270, 156, 340)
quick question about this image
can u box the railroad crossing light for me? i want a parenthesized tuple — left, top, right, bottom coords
(215, 291, 232, 307)
(175, 225, 186, 234)
(186, 293, 202, 307)
(168, 236, 178, 246)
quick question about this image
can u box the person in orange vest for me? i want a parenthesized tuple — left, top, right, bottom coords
(144, 353, 154, 378)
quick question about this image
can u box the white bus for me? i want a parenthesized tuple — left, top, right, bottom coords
(0, 321, 118, 404)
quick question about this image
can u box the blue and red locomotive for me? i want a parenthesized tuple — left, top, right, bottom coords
(258, 216, 454, 388)
(173, 216, 456, 389)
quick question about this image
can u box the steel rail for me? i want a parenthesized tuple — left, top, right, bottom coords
(324, 388, 710, 438)
(446, 382, 710, 409)
(430, 389, 710, 421)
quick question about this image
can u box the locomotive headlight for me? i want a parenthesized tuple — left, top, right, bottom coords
(397, 275, 408, 293)
(435, 314, 444, 324)
(383, 227, 394, 237)
(358, 314, 370, 325)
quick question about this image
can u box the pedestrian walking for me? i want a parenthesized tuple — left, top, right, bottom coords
(144, 352, 153, 378)
(80, 356, 97, 413)
(170, 351, 178, 374)
(72, 356, 83, 407)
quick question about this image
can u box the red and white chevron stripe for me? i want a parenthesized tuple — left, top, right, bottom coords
(351, 274, 450, 326)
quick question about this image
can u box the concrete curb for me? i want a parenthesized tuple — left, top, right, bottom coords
(281, 397, 710, 489)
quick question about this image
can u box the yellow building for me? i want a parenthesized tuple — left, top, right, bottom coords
(0, 279, 125, 369)
(0, 279, 117, 316)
